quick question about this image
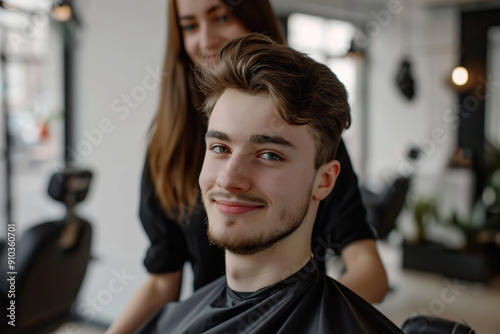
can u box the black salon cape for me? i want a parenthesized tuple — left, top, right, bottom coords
(137, 259, 402, 334)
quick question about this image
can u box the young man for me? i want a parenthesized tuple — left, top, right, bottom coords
(137, 34, 401, 333)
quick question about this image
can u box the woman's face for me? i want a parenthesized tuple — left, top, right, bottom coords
(176, 0, 248, 66)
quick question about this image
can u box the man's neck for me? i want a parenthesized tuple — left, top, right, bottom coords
(224, 221, 313, 293)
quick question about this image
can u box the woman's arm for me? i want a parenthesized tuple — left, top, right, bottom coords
(106, 270, 182, 334)
(338, 240, 388, 303)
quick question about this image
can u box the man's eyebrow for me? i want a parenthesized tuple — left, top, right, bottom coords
(205, 131, 294, 148)
(178, 5, 220, 21)
(249, 135, 295, 149)
(205, 130, 230, 142)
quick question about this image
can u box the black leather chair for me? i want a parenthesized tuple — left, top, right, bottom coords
(402, 315, 475, 334)
(0, 169, 93, 334)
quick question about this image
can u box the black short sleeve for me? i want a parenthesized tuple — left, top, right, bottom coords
(139, 155, 189, 274)
(312, 139, 375, 257)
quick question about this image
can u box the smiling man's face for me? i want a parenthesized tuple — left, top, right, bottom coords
(199, 89, 320, 255)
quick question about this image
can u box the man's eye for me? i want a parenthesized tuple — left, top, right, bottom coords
(211, 145, 229, 154)
(260, 152, 282, 161)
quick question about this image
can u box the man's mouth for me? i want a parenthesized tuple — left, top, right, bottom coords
(214, 199, 265, 216)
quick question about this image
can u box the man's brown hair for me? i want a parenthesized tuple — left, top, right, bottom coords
(197, 33, 352, 168)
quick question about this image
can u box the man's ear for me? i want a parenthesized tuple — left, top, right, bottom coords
(312, 160, 340, 201)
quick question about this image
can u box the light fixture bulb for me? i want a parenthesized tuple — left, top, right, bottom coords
(452, 66, 468, 86)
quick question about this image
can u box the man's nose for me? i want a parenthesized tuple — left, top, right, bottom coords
(216, 155, 251, 192)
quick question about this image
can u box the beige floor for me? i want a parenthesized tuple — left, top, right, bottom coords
(56, 240, 500, 334)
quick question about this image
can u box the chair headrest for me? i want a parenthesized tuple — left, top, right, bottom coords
(48, 169, 93, 204)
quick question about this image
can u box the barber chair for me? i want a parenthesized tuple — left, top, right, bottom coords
(0, 169, 93, 334)
(402, 315, 475, 334)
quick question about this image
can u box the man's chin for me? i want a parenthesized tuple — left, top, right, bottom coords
(207, 227, 265, 255)
(209, 236, 270, 256)
(207, 223, 299, 256)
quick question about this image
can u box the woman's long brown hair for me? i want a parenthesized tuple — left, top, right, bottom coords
(148, 0, 285, 222)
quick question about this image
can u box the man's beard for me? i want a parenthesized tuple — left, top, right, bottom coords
(205, 185, 313, 256)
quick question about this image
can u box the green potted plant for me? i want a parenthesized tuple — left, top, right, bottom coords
(412, 197, 439, 244)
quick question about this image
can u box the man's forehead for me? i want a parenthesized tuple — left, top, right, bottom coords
(208, 90, 282, 129)
(210, 89, 274, 114)
(207, 89, 315, 148)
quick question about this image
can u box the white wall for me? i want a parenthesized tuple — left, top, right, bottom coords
(72, 0, 167, 324)
(74, 0, 166, 261)
(365, 3, 460, 192)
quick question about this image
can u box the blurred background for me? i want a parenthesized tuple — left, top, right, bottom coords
(1, 0, 500, 333)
